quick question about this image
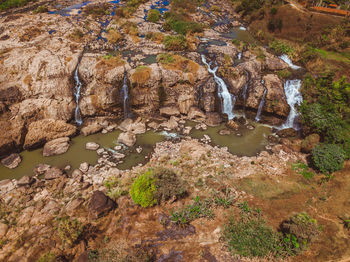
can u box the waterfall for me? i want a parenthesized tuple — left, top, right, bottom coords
(122, 73, 130, 119)
(281, 79, 303, 130)
(279, 54, 301, 70)
(74, 64, 82, 126)
(201, 55, 235, 120)
(237, 52, 242, 60)
(255, 88, 267, 122)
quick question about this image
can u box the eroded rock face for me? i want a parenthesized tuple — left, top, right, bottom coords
(206, 112, 222, 127)
(43, 137, 70, 157)
(1, 153, 21, 169)
(89, 191, 116, 219)
(24, 119, 77, 149)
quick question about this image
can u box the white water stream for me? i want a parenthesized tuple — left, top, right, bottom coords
(201, 55, 235, 120)
(279, 54, 301, 70)
(280, 79, 303, 130)
(255, 88, 267, 122)
(122, 73, 129, 119)
(74, 65, 82, 126)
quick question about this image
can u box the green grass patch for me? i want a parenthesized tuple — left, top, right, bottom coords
(147, 9, 161, 22)
(0, 0, 35, 11)
(312, 48, 350, 64)
(163, 35, 187, 51)
(291, 162, 314, 180)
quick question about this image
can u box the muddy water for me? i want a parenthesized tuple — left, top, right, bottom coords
(0, 130, 165, 180)
(190, 121, 272, 156)
(221, 27, 257, 44)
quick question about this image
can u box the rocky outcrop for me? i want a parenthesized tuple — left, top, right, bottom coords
(88, 191, 116, 219)
(24, 119, 77, 149)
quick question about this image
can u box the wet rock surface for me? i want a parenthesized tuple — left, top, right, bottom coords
(43, 137, 70, 157)
(1, 153, 21, 169)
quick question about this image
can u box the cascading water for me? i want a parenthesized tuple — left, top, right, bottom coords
(255, 88, 267, 122)
(201, 55, 235, 120)
(237, 52, 242, 60)
(281, 79, 303, 130)
(74, 64, 83, 126)
(279, 54, 301, 70)
(122, 73, 130, 119)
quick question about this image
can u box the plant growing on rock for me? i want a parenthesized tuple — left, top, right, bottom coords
(56, 216, 84, 246)
(147, 9, 161, 23)
(280, 212, 320, 253)
(312, 143, 346, 174)
(131, 66, 152, 86)
(163, 35, 188, 51)
(130, 168, 186, 208)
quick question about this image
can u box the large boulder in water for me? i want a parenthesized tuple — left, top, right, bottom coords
(43, 137, 70, 157)
(263, 74, 289, 117)
(205, 112, 222, 127)
(1, 153, 21, 169)
(117, 132, 136, 147)
(24, 119, 77, 149)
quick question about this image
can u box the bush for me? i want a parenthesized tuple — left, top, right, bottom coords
(56, 217, 84, 246)
(223, 203, 285, 258)
(270, 7, 278, 15)
(267, 18, 283, 32)
(163, 35, 187, 51)
(163, 11, 204, 35)
(147, 9, 161, 22)
(129, 170, 157, 207)
(269, 40, 294, 56)
(312, 143, 346, 173)
(130, 168, 186, 207)
(280, 213, 320, 253)
(33, 5, 48, 13)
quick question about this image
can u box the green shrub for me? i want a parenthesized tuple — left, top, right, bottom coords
(163, 11, 204, 35)
(129, 170, 157, 208)
(280, 213, 320, 253)
(269, 40, 294, 56)
(33, 5, 48, 13)
(0, 0, 35, 11)
(170, 196, 214, 225)
(277, 69, 291, 79)
(163, 35, 187, 51)
(147, 9, 161, 22)
(312, 143, 346, 173)
(235, 0, 264, 16)
(130, 168, 186, 207)
(270, 7, 278, 15)
(223, 203, 284, 258)
(343, 137, 350, 159)
(56, 217, 84, 246)
(291, 162, 314, 179)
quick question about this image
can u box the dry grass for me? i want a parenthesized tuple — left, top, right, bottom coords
(131, 66, 152, 86)
(145, 32, 164, 44)
(157, 53, 199, 74)
(107, 29, 122, 44)
(96, 54, 125, 70)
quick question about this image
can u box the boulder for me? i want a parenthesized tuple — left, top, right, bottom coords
(44, 167, 64, 180)
(0, 222, 8, 238)
(160, 117, 179, 130)
(119, 119, 146, 134)
(118, 118, 134, 132)
(117, 132, 136, 147)
(89, 191, 117, 219)
(276, 128, 298, 138)
(264, 54, 289, 71)
(219, 129, 231, 135)
(205, 112, 222, 127)
(79, 162, 89, 173)
(86, 142, 100, 151)
(301, 134, 320, 153)
(188, 107, 206, 120)
(160, 106, 180, 117)
(1, 153, 21, 169)
(43, 137, 70, 157)
(226, 120, 239, 130)
(81, 123, 103, 136)
(33, 164, 51, 175)
(24, 119, 77, 149)
(17, 176, 35, 186)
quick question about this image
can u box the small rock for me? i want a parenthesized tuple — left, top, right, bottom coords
(117, 132, 136, 147)
(237, 117, 248, 125)
(43, 137, 70, 157)
(1, 153, 21, 169)
(79, 162, 89, 173)
(113, 153, 125, 159)
(86, 142, 100, 151)
(136, 147, 142, 153)
(188, 106, 205, 120)
(96, 148, 105, 155)
(268, 135, 279, 144)
(81, 123, 103, 136)
(44, 167, 64, 180)
(148, 121, 159, 130)
(89, 191, 117, 219)
(33, 164, 51, 175)
(102, 129, 108, 134)
(64, 165, 71, 171)
(17, 176, 35, 186)
(114, 145, 122, 151)
(246, 125, 255, 130)
(183, 126, 193, 135)
(72, 169, 83, 179)
(236, 133, 242, 137)
(219, 129, 231, 135)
